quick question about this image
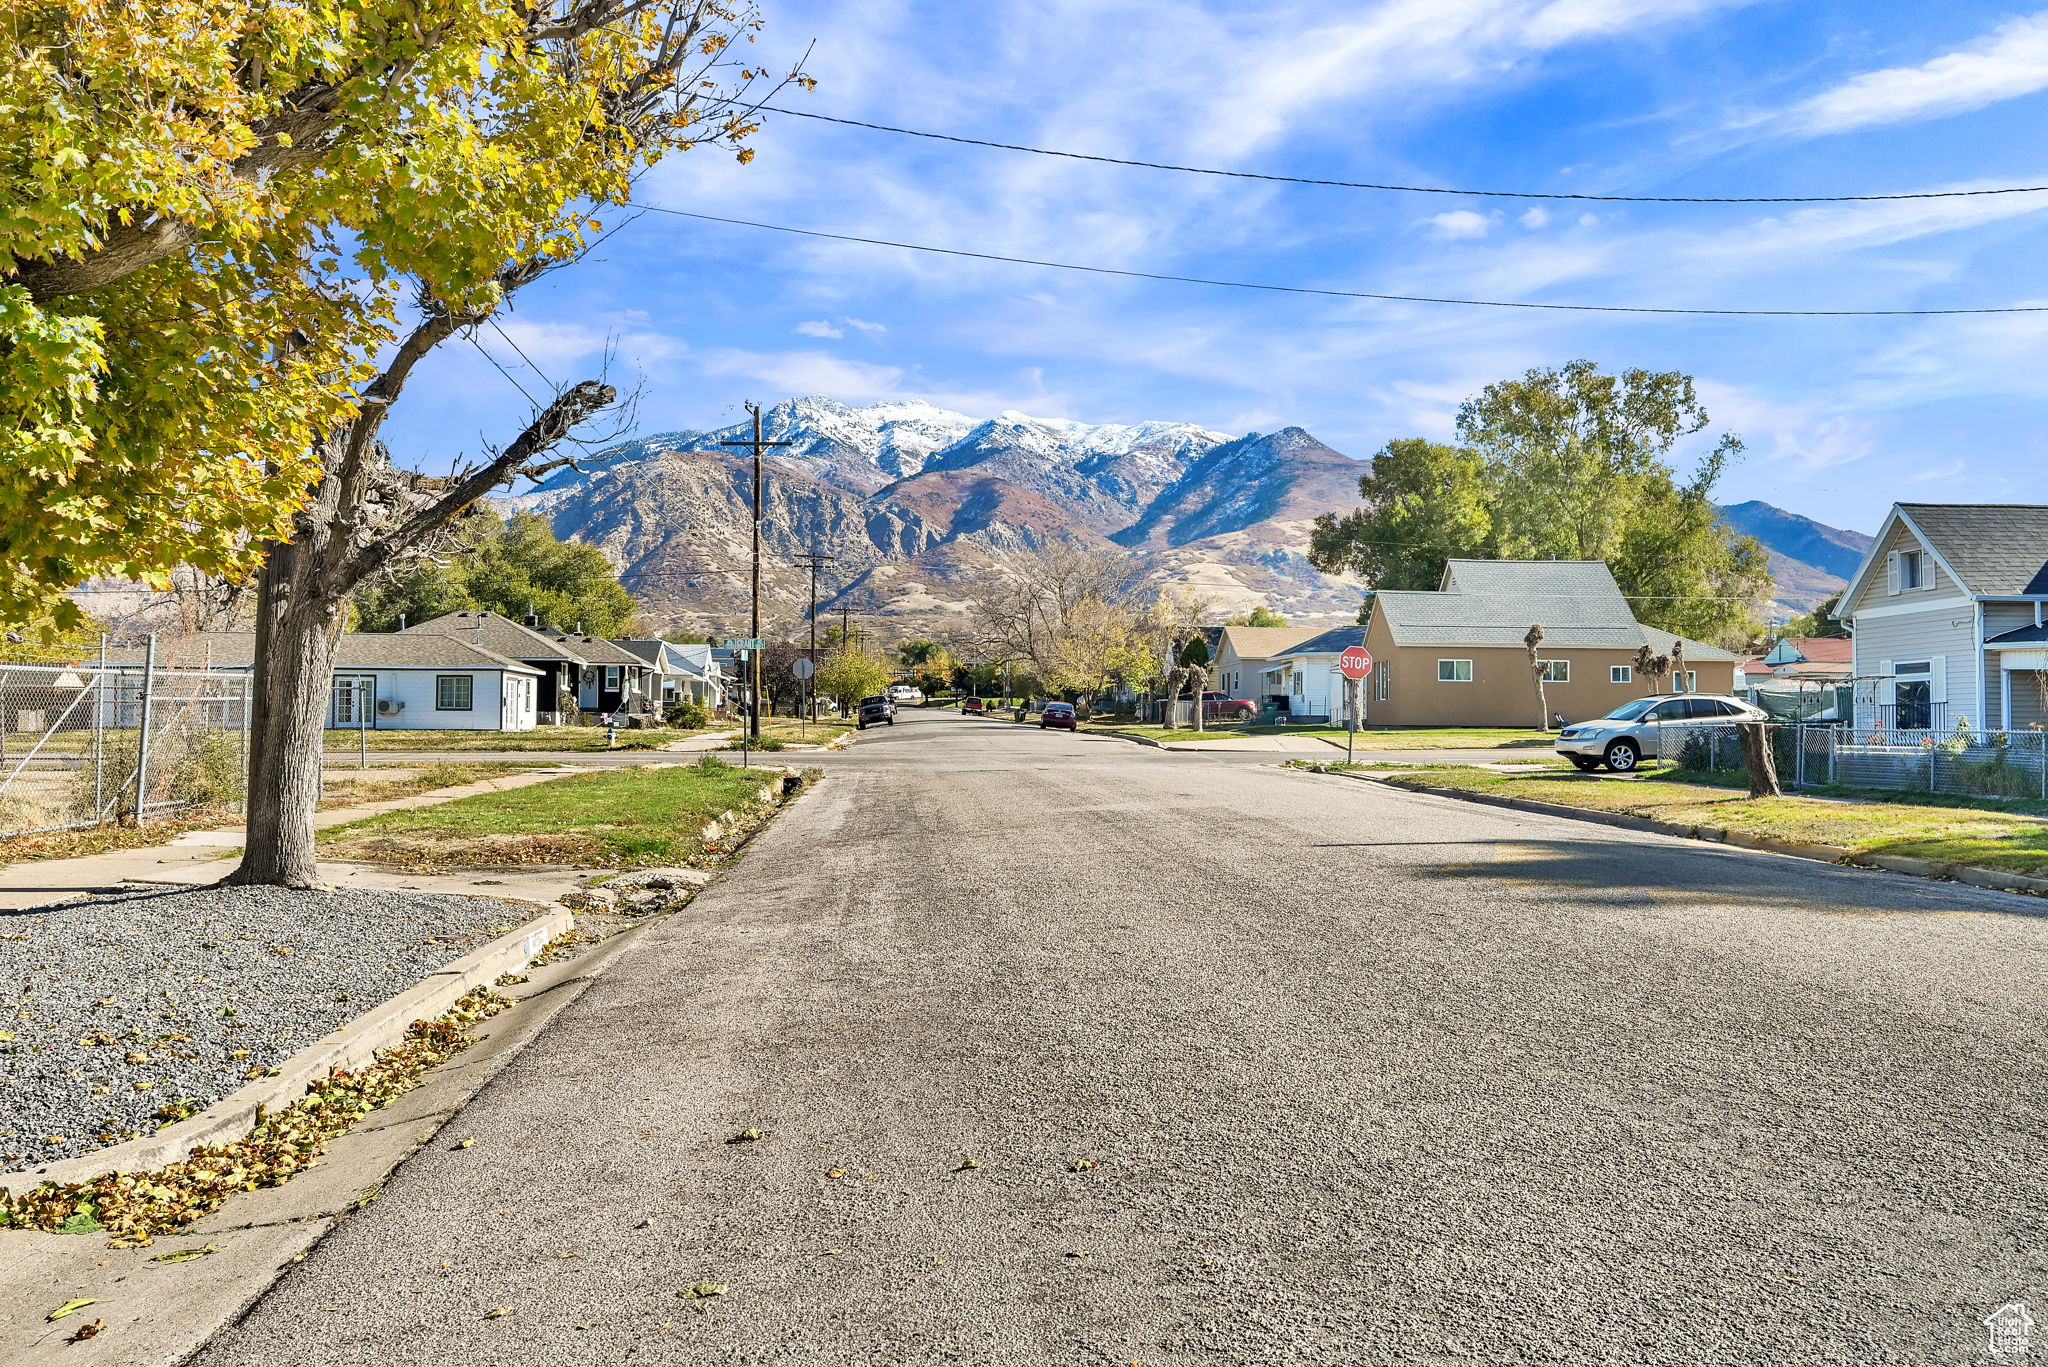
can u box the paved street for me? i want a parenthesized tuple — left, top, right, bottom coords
(194, 708, 2046, 1366)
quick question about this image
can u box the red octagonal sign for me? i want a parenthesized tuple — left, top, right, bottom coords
(1339, 645, 1373, 680)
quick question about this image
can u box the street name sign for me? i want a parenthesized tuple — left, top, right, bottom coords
(722, 637, 763, 650)
(1338, 645, 1374, 680)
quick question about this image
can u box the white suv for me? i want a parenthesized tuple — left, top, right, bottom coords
(887, 684, 924, 704)
(1554, 693, 1768, 773)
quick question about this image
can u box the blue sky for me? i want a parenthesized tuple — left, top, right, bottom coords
(387, 1, 2048, 535)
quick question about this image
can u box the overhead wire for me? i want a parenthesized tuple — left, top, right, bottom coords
(629, 203, 2048, 317)
(487, 316, 562, 392)
(742, 104, 2048, 205)
(467, 334, 541, 406)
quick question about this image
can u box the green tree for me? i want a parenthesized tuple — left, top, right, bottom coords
(463, 513, 635, 635)
(1308, 439, 1493, 591)
(1782, 593, 1848, 639)
(817, 647, 892, 714)
(1226, 605, 1289, 627)
(352, 560, 473, 634)
(1309, 363, 1770, 643)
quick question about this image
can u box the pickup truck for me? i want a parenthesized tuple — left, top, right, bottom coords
(1178, 690, 1258, 721)
(856, 695, 896, 729)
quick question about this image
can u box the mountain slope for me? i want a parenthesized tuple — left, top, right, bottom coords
(1717, 500, 1874, 610)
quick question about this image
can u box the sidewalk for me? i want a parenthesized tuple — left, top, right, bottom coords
(0, 769, 587, 911)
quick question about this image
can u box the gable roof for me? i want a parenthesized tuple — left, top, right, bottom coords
(403, 611, 588, 664)
(544, 633, 647, 667)
(1215, 625, 1320, 661)
(107, 631, 540, 673)
(1896, 504, 2048, 596)
(1270, 624, 1367, 659)
(1368, 559, 1739, 660)
(1739, 636, 1853, 676)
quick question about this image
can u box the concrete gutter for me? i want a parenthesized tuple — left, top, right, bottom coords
(4, 906, 572, 1187)
(1338, 771, 2048, 901)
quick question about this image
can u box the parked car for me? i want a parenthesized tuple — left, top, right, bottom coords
(961, 696, 985, 715)
(857, 694, 896, 729)
(1039, 701, 1078, 731)
(1555, 693, 1768, 772)
(1176, 690, 1259, 721)
(888, 684, 924, 704)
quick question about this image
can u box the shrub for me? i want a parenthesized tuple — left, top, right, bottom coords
(666, 698, 709, 729)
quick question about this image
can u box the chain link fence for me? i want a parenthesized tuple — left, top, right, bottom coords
(0, 644, 250, 838)
(1668, 721, 2048, 801)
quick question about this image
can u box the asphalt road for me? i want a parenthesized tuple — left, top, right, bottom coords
(195, 709, 2046, 1366)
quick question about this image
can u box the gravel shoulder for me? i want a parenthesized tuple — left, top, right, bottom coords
(0, 886, 529, 1168)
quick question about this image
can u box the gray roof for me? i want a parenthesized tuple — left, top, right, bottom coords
(1370, 560, 1738, 660)
(1897, 504, 2048, 595)
(107, 631, 540, 673)
(1269, 625, 1367, 660)
(612, 639, 668, 667)
(1986, 622, 2048, 646)
(403, 611, 588, 664)
(543, 633, 647, 667)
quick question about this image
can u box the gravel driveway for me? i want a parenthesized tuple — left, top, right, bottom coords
(1, 885, 523, 1167)
(193, 711, 2048, 1366)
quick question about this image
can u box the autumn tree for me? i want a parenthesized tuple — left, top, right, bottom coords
(816, 647, 892, 715)
(1226, 605, 1289, 627)
(1, 1, 791, 629)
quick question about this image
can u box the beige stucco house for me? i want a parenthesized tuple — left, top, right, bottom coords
(1349, 560, 1738, 728)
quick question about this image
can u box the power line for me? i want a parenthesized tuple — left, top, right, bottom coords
(748, 104, 2048, 205)
(467, 335, 540, 406)
(630, 203, 2048, 317)
(487, 316, 562, 391)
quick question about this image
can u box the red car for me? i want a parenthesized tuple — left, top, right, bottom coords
(962, 697, 986, 715)
(1039, 702, 1078, 731)
(1178, 691, 1258, 721)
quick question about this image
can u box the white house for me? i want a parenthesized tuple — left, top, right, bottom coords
(1838, 503, 2048, 732)
(615, 639, 727, 711)
(1262, 625, 1368, 724)
(1208, 625, 1320, 710)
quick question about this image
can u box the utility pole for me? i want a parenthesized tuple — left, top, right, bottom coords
(721, 402, 790, 742)
(794, 551, 836, 721)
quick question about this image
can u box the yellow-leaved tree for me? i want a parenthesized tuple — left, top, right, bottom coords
(5, 0, 807, 884)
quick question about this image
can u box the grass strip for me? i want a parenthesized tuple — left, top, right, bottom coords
(317, 758, 784, 869)
(1384, 769, 2048, 876)
(321, 725, 695, 752)
(0, 986, 510, 1248)
(1087, 723, 1553, 748)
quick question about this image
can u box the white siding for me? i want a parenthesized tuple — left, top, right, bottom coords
(1850, 607, 1976, 729)
(356, 668, 537, 731)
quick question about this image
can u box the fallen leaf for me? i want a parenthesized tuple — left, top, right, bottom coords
(150, 1244, 219, 1264)
(454, 1137, 476, 1149)
(483, 1306, 512, 1319)
(824, 1168, 846, 1179)
(47, 1298, 97, 1322)
(67, 1318, 104, 1343)
(1068, 1159, 1100, 1172)
(955, 1157, 981, 1171)
(728, 1127, 765, 1143)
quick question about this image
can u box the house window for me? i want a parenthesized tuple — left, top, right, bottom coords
(1292, 671, 1303, 695)
(1610, 665, 1633, 684)
(1900, 550, 1925, 589)
(436, 675, 474, 710)
(1437, 659, 1474, 683)
(604, 665, 621, 691)
(1374, 659, 1389, 701)
(1681, 670, 1697, 692)
(1539, 660, 1569, 683)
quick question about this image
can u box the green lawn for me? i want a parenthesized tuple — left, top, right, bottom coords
(1382, 768, 2048, 876)
(722, 718, 855, 749)
(321, 724, 702, 752)
(317, 760, 784, 868)
(1089, 722, 1554, 748)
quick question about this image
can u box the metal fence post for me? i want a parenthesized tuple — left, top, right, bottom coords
(131, 634, 157, 823)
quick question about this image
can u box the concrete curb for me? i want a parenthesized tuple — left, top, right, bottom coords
(1355, 774, 2048, 900)
(5, 905, 573, 1187)
(1092, 729, 1168, 749)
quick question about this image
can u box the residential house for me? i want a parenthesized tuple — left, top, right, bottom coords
(402, 611, 590, 723)
(543, 632, 656, 716)
(1738, 635, 1853, 719)
(615, 639, 727, 711)
(112, 631, 542, 731)
(1262, 625, 1367, 723)
(1208, 625, 1321, 711)
(1347, 560, 1738, 728)
(1837, 503, 2048, 731)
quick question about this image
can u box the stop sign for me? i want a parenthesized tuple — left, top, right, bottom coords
(1338, 645, 1373, 680)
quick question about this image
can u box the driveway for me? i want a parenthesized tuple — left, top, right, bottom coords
(192, 709, 2046, 1366)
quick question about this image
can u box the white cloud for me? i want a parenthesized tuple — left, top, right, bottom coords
(842, 317, 888, 334)
(794, 320, 844, 338)
(1520, 207, 1551, 228)
(1426, 209, 1494, 239)
(1903, 458, 1968, 485)
(1781, 13, 2048, 136)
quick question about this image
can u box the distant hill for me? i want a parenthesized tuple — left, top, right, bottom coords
(514, 397, 1872, 633)
(1716, 500, 1874, 611)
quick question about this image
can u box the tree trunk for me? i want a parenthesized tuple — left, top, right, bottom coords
(1737, 721, 1781, 798)
(223, 535, 347, 888)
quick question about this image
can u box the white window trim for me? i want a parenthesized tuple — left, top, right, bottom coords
(1539, 659, 1570, 683)
(1610, 665, 1633, 684)
(1437, 659, 1474, 683)
(436, 674, 474, 711)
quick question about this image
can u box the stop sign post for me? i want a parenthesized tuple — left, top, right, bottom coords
(1337, 646, 1373, 761)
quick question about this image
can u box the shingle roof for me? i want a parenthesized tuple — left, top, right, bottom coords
(544, 633, 646, 667)
(1897, 504, 2048, 595)
(1371, 560, 1739, 660)
(1270, 624, 1367, 659)
(107, 631, 540, 673)
(1216, 625, 1321, 660)
(1986, 622, 2048, 645)
(403, 611, 588, 664)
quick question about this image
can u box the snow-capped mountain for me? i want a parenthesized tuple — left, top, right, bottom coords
(529, 396, 1372, 631)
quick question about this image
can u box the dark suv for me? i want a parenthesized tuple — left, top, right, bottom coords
(857, 695, 896, 729)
